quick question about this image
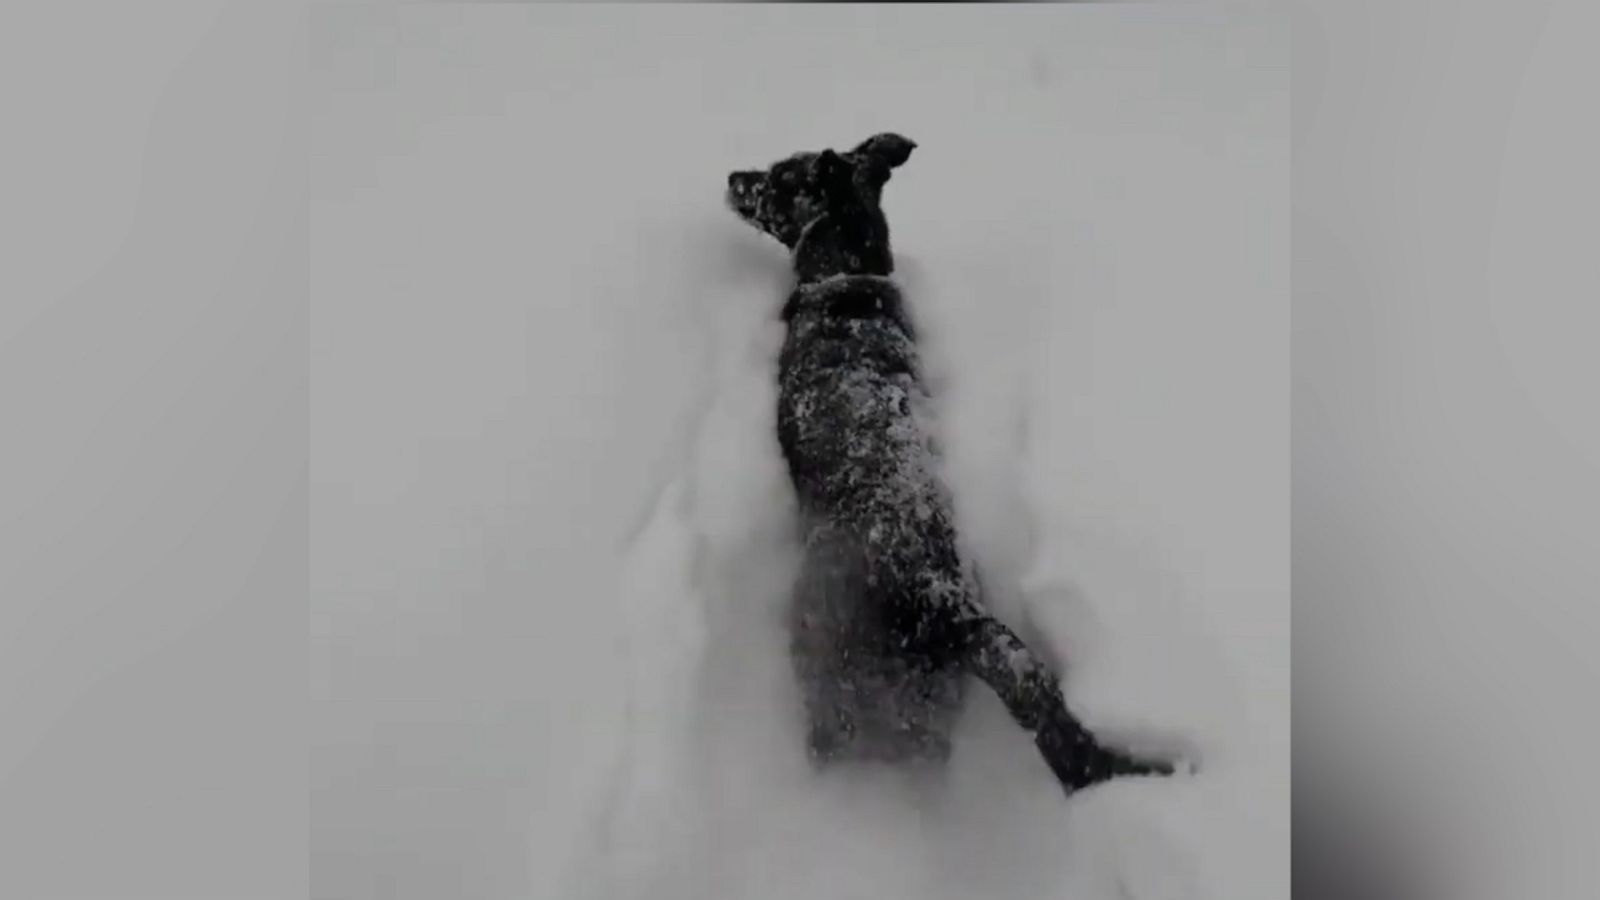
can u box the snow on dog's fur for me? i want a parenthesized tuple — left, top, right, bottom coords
(726, 133, 1181, 793)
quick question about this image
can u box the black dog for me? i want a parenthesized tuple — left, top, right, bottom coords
(727, 134, 1180, 794)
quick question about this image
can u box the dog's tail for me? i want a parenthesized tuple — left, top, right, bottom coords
(961, 614, 1180, 794)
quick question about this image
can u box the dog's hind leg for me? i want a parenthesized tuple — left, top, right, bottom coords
(960, 613, 1180, 794)
(788, 527, 880, 766)
(788, 529, 968, 767)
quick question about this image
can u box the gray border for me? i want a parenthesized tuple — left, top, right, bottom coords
(1, 3, 307, 898)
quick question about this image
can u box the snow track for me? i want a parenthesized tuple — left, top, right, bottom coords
(562, 246, 1249, 900)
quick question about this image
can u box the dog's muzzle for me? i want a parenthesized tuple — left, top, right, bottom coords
(726, 171, 763, 217)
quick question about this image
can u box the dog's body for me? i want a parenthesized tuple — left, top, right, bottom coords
(779, 273, 970, 764)
(728, 134, 1177, 793)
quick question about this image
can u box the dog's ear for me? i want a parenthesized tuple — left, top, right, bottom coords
(816, 148, 856, 200)
(853, 133, 917, 172)
(817, 148, 850, 181)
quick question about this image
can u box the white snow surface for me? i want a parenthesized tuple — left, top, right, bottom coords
(312, 6, 1287, 900)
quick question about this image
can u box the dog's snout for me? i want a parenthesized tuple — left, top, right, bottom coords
(726, 172, 759, 218)
(728, 170, 767, 197)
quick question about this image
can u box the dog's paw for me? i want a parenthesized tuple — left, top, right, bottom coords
(1058, 743, 1199, 795)
(1101, 745, 1180, 780)
(1093, 728, 1204, 779)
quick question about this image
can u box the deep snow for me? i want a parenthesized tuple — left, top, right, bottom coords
(312, 6, 1287, 900)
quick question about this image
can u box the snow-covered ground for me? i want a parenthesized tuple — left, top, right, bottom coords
(311, 6, 1286, 900)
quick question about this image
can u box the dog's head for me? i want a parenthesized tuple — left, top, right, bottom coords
(725, 133, 916, 249)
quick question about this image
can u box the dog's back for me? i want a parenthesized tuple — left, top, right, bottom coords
(777, 275, 973, 764)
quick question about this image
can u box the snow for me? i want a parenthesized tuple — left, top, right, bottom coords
(312, 5, 1286, 900)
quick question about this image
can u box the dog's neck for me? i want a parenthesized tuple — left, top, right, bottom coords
(791, 205, 895, 286)
(781, 271, 910, 336)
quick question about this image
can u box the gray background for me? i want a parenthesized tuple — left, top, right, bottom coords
(0, 3, 305, 899)
(1295, 2, 1600, 899)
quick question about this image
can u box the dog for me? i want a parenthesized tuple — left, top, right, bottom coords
(726, 133, 1179, 793)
